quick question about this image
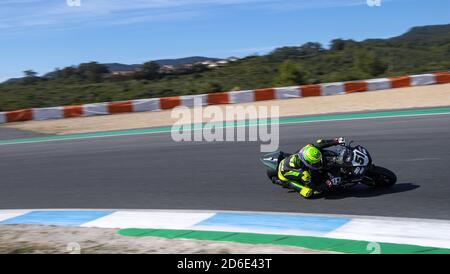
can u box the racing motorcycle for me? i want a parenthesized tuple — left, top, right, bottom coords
(260, 140, 397, 197)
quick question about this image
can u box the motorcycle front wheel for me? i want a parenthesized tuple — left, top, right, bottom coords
(366, 165, 397, 187)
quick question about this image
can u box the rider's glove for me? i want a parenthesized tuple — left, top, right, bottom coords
(301, 171, 312, 185)
(336, 137, 346, 145)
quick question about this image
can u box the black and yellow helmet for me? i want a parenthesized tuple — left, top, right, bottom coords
(298, 145, 323, 170)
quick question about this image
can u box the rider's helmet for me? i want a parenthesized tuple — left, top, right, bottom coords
(298, 145, 323, 170)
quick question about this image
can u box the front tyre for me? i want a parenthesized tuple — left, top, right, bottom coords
(367, 165, 397, 187)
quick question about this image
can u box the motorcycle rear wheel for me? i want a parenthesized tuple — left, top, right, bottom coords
(267, 170, 277, 179)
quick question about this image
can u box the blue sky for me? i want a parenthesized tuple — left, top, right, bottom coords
(0, 0, 449, 81)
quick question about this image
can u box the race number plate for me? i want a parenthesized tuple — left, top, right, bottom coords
(352, 147, 369, 167)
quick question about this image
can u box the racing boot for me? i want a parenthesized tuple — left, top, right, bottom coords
(288, 181, 315, 198)
(299, 187, 314, 198)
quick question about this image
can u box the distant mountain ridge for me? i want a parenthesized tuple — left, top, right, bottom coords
(32, 56, 221, 80)
(390, 24, 450, 41)
(104, 56, 221, 73)
(154, 56, 222, 67)
(362, 23, 450, 44)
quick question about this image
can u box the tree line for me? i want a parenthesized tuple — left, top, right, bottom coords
(1, 24, 449, 111)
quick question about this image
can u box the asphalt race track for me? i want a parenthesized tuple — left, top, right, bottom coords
(1, 111, 450, 219)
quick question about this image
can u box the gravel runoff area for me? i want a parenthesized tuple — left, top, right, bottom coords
(0, 225, 332, 254)
(2, 84, 450, 135)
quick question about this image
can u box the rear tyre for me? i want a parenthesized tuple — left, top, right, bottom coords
(367, 165, 397, 187)
(267, 170, 277, 179)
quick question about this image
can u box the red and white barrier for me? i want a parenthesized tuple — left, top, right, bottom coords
(1, 71, 449, 124)
(132, 98, 160, 113)
(32, 107, 64, 121)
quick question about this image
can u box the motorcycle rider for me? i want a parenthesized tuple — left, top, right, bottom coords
(272, 137, 346, 198)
